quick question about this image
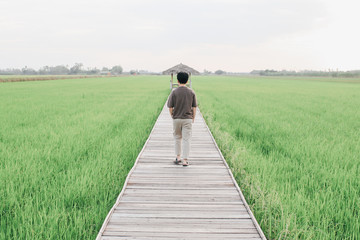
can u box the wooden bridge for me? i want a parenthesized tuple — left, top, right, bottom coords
(97, 104, 266, 240)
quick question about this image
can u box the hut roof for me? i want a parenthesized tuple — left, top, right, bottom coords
(162, 63, 200, 75)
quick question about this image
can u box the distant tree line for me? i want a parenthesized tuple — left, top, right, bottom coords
(201, 69, 227, 75)
(251, 69, 360, 78)
(215, 70, 226, 75)
(0, 63, 123, 75)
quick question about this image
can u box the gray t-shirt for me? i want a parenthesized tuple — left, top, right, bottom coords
(167, 86, 197, 119)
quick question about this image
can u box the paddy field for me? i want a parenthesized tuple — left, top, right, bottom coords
(1, 75, 359, 239)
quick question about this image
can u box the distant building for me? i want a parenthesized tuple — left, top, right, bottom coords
(99, 71, 111, 76)
(163, 63, 200, 89)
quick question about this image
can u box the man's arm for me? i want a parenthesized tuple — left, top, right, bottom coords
(167, 90, 174, 118)
(192, 107, 196, 123)
(169, 107, 173, 118)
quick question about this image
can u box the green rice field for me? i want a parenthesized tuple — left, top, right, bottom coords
(1, 75, 359, 239)
(193, 76, 360, 240)
(0, 76, 169, 239)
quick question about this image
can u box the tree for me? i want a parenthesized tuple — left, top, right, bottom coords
(203, 69, 212, 75)
(51, 65, 70, 75)
(111, 65, 123, 75)
(215, 69, 226, 75)
(129, 70, 138, 75)
(39, 66, 50, 75)
(21, 66, 37, 75)
(85, 67, 100, 75)
(70, 63, 83, 74)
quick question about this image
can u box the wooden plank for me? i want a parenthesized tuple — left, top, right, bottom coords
(116, 201, 244, 205)
(138, 156, 223, 160)
(140, 155, 221, 159)
(120, 196, 242, 202)
(125, 183, 236, 189)
(105, 225, 258, 233)
(125, 177, 235, 182)
(127, 180, 234, 184)
(109, 213, 251, 219)
(122, 192, 240, 197)
(130, 173, 231, 177)
(125, 186, 240, 190)
(143, 146, 218, 149)
(102, 232, 261, 238)
(122, 193, 240, 198)
(108, 218, 254, 226)
(132, 169, 229, 173)
(140, 150, 219, 153)
(137, 160, 224, 165)
(102, 237, 262, 240)
(134, 165, 227, 169)
(123, 188, 238, 193)
(129, 174, 232, 178)
(111, 210, 250, 217)
(114, 203, 246, 210)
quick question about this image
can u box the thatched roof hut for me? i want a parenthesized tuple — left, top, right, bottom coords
(163, 63, 200, 89)
(163, 63, 200, 75)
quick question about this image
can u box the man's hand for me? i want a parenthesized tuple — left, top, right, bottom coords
(192, 107, 196, 123)
(169, 107, 173, 118)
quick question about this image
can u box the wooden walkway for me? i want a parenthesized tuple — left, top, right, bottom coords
(97, 104, 266, 240)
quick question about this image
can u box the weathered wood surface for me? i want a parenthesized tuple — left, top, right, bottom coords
(97, 104, 266, 240)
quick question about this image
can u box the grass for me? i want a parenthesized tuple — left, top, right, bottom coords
(193, 76, 360, 239)
(0, 76, 169, 239)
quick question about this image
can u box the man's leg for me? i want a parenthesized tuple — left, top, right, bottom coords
(181, 119, 193, 164)
(173, 119, 182, 161)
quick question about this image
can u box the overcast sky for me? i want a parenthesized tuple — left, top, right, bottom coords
(1, 0, 359, 72)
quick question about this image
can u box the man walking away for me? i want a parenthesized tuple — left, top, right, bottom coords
(167, 72, 197, 167)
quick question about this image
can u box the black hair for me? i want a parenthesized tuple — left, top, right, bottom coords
(177, 72, 189, 84)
